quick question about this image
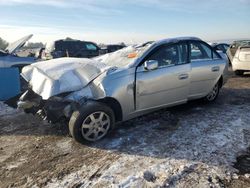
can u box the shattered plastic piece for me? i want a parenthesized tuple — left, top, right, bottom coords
(143, 171, 156, 182)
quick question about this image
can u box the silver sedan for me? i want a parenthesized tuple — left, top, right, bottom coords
(18, 37, 228, 143)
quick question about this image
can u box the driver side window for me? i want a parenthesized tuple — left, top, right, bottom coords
(146, 43, 187, 67)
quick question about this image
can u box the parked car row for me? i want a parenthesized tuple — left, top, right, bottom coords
(210, 40, 250, 76)
(0, 35, 127, 69)
(41, 39, 126, 60)
(99, 44, 126, 55)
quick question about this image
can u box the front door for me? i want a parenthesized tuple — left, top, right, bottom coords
(136, 42, 191, 111)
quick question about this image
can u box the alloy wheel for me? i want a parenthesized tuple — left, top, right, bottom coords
(206, 83, 219, 101)
(81, 111, 111, 141)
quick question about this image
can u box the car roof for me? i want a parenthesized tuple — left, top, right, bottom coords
(55, 39, 93, 43)
(154, 37, 201, 46)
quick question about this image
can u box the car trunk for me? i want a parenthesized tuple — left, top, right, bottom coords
(238, 47, 250, 62)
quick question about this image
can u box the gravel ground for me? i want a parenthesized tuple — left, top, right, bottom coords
(0, 71, 250, 188)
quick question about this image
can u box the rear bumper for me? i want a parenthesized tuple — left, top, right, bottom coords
(232, 59, 250, 71)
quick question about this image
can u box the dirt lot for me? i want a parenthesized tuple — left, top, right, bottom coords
(0, 71, 250, 188)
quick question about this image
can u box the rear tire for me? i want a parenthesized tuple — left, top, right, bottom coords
(69, 101, 115, 144)
(235, 70, 244, 76)
(204, 82, 220, 102)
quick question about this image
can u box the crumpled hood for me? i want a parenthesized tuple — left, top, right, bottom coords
(21, 57, 110, 99)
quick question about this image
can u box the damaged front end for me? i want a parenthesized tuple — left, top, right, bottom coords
(17, 57, 109, 123)
(18, 89, 80, 123)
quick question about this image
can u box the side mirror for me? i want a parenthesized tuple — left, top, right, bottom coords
(144, 60, 158, 71)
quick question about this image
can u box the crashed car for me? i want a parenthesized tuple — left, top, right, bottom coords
(231, 46, 250, 76)
(0, 34, 35, 69)
(18, 37, 228, 143)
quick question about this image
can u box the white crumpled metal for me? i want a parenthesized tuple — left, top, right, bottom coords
(21, 57, 110, 99)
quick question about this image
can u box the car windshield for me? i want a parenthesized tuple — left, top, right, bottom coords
(94, 42, 153, 67)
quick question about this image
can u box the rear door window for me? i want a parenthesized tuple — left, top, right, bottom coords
(190, 41, 212, 60)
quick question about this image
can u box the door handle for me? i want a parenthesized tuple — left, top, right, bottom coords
(178, 74, 189, 80)
(211, 66, 220, 72)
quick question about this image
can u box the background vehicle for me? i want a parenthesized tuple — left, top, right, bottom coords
(211, 43, 229, 53)
(227, 40, 250, 62)
(18, 37, 227, 143)
(232, 46, 250, 76)
(99, 44, 126, 55)
(0, 34, 35, 69)
(42, 39, 100, 60)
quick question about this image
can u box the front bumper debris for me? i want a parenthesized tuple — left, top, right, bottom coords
(18, 90, 75, 123)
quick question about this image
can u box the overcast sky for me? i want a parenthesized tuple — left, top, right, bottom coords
(0, 0, 249, 44)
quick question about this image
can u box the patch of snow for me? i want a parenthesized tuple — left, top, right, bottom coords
(0, 102, 19, 116)
(45, 103, 250, 187)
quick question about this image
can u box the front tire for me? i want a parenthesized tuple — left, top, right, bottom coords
(204, 82, 220, 102)
(69, 101, 115, 144)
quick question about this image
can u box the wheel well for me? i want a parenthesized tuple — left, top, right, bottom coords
(97, 97, 123, 122)
(218, 76, 223, 88)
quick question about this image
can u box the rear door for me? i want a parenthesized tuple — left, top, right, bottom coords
(136, 42, 191, 111)
(188, 41, 224, 99)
